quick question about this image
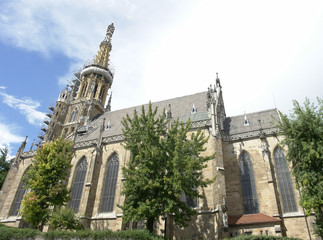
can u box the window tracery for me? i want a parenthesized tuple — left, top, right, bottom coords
(239, 151, 259, 214)
(69, 157, 88, 212)
(274, 147, 297, 213)
(100, 153, 119, 212)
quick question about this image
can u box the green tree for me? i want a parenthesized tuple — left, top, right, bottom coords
(0, 147, 11, 189)
(20, 137, 73, 229)
(278, 98, 323, 237)
(50, 207, 84, 230)
(120, 103, 214, 233)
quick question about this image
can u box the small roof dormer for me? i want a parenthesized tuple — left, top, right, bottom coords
(243, 111, 250, 126)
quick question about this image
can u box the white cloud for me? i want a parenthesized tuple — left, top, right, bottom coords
(0, 0, 322, 116)
(0, 0, 137, 59)
(0, 92, 45, 126)
(0, 86, 6, 90)
(0, 0, 195, 89)
(0, 122, 25, 159)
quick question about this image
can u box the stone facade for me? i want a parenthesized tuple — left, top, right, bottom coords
(0, 24, 318, 239)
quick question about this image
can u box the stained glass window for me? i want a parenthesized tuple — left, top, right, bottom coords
(239, 151, 259, 214)
(9, 176, 27, 216)
(70, 108, 78, 123)
(100, 153, 119, 212)
(180, 191, 197, 208)
(274, 147, 297, 213)
(69, 157, 87, 212)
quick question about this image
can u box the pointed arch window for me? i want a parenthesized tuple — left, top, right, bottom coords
(99, 87, 105, 101)
(100, 153, 119, 212)
(69, 157, 88, 212)
(274, 147, 297, 213)
(9, 173, 28, 216)
(239, 151, 259, 214)
(81, 82, 87, 97)
(70, 108, 78, 123)
(180, 191, 197, 208)
(93, 83, 98, 98)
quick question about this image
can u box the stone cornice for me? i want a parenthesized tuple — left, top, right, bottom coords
(222, 127, 278, 142)
(191, 119, 211, 129)
(74, 139, 98, 149)
(21, 150, 37, 158)
(73, 122, 278, 148)
(102, 134, 124, 143)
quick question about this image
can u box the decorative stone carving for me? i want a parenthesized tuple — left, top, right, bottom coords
(222, 128, 278, 142)
(206, 85, 216, 110)
(261, 141, 270, 158)
(21, 150, 37, 158)
(221, 197, 228, 229)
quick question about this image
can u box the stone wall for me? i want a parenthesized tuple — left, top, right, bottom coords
(222, 135, 316, 240)
(0, 156, 33, 223)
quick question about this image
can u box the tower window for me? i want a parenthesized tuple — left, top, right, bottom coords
(274, 147, 297, 213)
(69, 157, 88, 212)
(63, 128, 68, 137)
(70, 108, 78, 123)
(81, 83, 87, 97)
(239, 151, 259, 214)
(99, 87, 105, 101)
(100, 153, 119, 212)
(93, 83, 98, 98)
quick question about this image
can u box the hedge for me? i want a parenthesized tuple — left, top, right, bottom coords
(229, 235, 301, 240)
(0, 224, 164, 240)
(43, 229, 164, 240)
(0, 223, 39, 240)
(0, 223, 302, 240)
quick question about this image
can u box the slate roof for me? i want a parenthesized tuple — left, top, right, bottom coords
(75, 91, 280, 144)
(223, 109, 280, 136)
(75, 91, 209, 143)
(229, 213, 281, 226)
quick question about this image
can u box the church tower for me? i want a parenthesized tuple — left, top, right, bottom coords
(43, 23, 115, 142)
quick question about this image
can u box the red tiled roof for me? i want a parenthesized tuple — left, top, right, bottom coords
(229, 213, 281, 226)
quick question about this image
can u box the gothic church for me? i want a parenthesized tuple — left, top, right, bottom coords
(0, 24, 317, 239)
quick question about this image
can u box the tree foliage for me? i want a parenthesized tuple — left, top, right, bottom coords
(278, 98, 323, 237)
(0, 147, 11, 190)
(50, 207, 84, 231)
(120, 103, 215, 232)
(20, 137, 73, 229)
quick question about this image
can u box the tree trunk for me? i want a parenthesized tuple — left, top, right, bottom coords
(146, 217, 154, 233)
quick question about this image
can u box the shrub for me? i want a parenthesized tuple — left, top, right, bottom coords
(229, 235, 301, 240)
(43, 229, 164, 240)
(0, 223, 39, 240)
(50, 207, 84, 230)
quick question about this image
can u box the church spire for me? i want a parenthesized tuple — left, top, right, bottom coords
(94, 23, 115, 69)
(77, 23, 115, 103)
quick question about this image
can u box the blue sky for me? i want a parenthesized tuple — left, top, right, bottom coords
(0, 0, 323, 157)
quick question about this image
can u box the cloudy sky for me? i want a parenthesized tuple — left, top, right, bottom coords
(0, 0, 322, 157)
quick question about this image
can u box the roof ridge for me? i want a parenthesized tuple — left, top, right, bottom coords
(106, 91, 207, 114)
(227, 108, 278, 119)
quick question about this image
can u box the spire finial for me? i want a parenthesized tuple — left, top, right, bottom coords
(216, 72, 221, 87)
(103, 23, 115, 43)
